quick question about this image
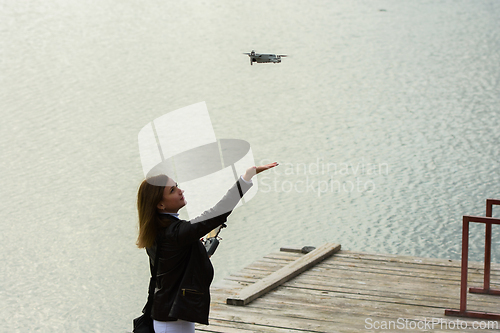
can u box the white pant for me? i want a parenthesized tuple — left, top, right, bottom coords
(153, 319, 195, 333)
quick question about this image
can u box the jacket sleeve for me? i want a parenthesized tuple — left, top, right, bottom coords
(172, 177, 253, 245)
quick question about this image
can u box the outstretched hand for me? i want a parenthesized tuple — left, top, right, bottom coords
(243, 162, 279, 181)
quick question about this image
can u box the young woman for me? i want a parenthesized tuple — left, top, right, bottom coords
(137, 162, 278, 333)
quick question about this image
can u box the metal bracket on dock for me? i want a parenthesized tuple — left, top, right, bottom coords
(445, 199, 500, 320)
(280, 245, 316, 254)
(226, 243, 341, 306)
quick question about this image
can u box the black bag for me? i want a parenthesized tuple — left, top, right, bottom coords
(133, 312, 153, 333)
(133, 244, 160, 333)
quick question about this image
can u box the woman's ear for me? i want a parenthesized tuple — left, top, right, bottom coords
(157, 201, 164, 210)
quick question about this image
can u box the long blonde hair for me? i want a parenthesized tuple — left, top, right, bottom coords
(136, 175, 169, 248)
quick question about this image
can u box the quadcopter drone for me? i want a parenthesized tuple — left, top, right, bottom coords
(243, 50, 287, 65)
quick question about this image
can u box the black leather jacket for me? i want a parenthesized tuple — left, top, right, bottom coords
(146, 178, 252, 324)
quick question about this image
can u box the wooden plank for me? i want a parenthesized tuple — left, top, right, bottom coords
(197, 318, 322, 333)
(309, 262, 497, 284)
(195, 323, 255, 333)
(319, 258, 500, 279)
(226, 243, 341, 306)
(336, 250, 500, 270)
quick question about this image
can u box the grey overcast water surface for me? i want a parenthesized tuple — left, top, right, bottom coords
(1, 1, 500, 331)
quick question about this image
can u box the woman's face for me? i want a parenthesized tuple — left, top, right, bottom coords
(157, 178, 187, 213)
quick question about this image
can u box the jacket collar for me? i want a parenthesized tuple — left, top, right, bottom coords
(159, 212, 180, 219)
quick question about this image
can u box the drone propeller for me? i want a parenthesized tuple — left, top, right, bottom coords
(243, 52, 255, 65)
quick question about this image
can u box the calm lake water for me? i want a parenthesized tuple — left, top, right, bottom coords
(1, 0, 500, 331)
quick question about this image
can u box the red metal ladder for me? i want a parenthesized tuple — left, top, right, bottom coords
(445, 199, 500, 320)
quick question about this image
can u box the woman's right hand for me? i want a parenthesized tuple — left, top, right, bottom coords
(243, 162, 279, 181)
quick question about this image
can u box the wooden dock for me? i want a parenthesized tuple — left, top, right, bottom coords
(196, 245, 500, 332)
